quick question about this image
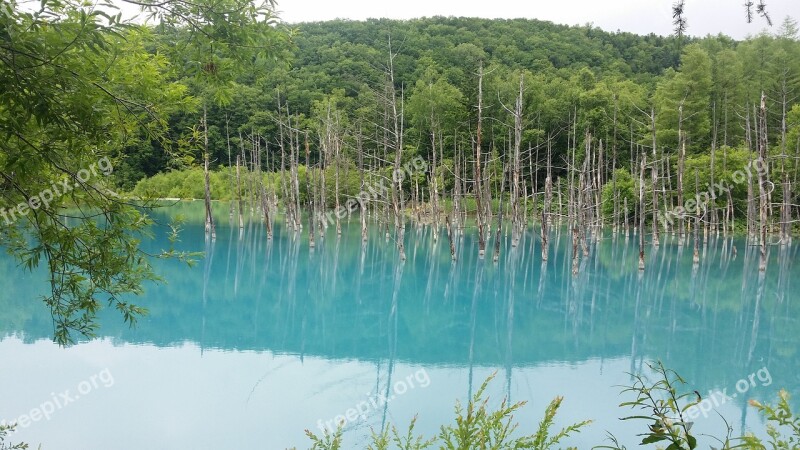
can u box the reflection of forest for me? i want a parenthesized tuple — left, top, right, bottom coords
(2, 217, 798, 404)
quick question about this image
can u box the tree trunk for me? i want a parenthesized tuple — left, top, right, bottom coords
(639, 153, 646, 271)
(203, 104, 216, 240)
(757, 93, 769, 271)
(475, 63, 487, 258)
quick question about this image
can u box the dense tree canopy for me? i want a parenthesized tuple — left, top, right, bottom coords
(0, 0, 284, 343)
(126, 15, 800, 192)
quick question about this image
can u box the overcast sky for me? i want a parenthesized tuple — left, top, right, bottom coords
(274, 0, 797, 39)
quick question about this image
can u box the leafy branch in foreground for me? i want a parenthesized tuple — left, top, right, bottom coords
(0, 0, 275, 344)
(305, 425, 343, 450)
(743, 390, 800, 449)
(0, 424, 27, 450)
(595, 360, 750, 450)
(367, 416, 436, 450)
(605, 360, 706, 449)
(596, 361, 800, 450)
(438, 372, 589, 449)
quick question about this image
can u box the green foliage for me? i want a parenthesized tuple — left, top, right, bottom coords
(605, 361, 708, 450)
(0, 0, 276, 344)
(0, 425, 26, 450)
(304, 373, 589, 449)
(788, 104, 800, 153)
(131, 164, 369, 206)
(133, 168, 232, 200)
(366, 417, 436, 450)
(598, 362, 800, 450)
(744, 390, 800, 449)
(682, 146, 760, 217)
(305, 426, 344, 450)
(601, 169, 637, 219)
(301, 367, 800, 450)
(112, 16, 799, 221)
(655, 44, 713, 152)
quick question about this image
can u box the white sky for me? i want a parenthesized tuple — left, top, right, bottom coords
(274, 0, 798, 39)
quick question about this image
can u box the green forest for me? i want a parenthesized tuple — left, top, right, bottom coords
(127, 15, 800, 243)
(125, 15, 800, 190)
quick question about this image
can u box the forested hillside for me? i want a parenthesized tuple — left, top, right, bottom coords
(127, 16, 799, 251)
(121, 16, 689, 187)
(127, 18, 797, 197)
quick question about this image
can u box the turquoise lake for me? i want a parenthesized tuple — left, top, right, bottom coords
(1, 204, 799, 449)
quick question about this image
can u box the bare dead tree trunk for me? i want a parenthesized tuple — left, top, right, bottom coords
(318, 129, 327, 237)
(494, 163, 507, 263)
(594, 138, 603, 235)
(747, 152, 756, 242)
(305, 133, 315, 249)
(278, 125, 290, 228)
(234, 155, 244, 231)
(225, 115, 234, 219)
(386, 39, 406, 261)
(639, 153, 646, 271)
(287, 112, 302, 232)
(693, 169, 700, 265)
(650, 108, 660, 247)
(258, 139, 273, 240)
(446, 215, 456, 261)
(757, 93, 769, 271)
(475, 63, 487, 258)
(202, 104, 216, 240)
(677, 104, 686, 245)
(430, 123, 439, 241)
(357, 129, 368, 242)
(511, 74, 524, 246)
(624, 196, 630, 238)
(453, 138, 462, 232)
(571, 135, 582, 276)
(662, 146, 672, 235)
(711, 101, 718, 237)
(581, 133, 591, 257)
(782, 171, 791, 246)
(331, 108, 342, 236)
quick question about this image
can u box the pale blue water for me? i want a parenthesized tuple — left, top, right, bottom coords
(1, 204, 798, 449)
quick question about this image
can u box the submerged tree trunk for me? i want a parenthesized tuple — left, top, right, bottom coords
(757, 93, 769, 271)
(650, 108, 660, 247)
(693, 169, 700, 265)
(236, 151, 244, 230)
(511, 74, 523, 246)
(203, 104, 216, 240)
(356, 130, 368, 242)
(494, 163, 507, 263)
(677, 104, 686, 245)
(258, 140, 273, 240)
(541, 136, 553, 262)
(305, 133, 315, 249)
(446, 215, 456, 261)
(386, 39, 406, 261)
(639, 153, 646, 271)
(475, 63, 487, 258)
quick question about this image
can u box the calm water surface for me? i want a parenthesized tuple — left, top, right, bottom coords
(1, 204, 799, 449)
